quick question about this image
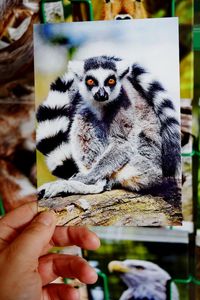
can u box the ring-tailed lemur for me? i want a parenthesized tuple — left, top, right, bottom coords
(36, 71, 106, 196)
(36, 55, 181, 199)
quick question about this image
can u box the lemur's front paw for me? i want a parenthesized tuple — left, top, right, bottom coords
(38, 178, 107, 199)
(38, 180, 69, 199)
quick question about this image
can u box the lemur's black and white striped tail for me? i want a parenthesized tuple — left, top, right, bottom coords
(127, 64, 181, 178)
(36, 73, 80, 179)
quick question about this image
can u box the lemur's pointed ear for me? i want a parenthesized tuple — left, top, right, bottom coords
(68, 60, 84, 79)
(116, 60, 130, 79)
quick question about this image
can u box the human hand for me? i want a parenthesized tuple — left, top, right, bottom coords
(0, 202, 100, 300)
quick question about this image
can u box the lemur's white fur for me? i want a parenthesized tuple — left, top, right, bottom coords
(43, 90, 71, 107)
(37, 117, 70, 142)
(46, 142, 72, 172)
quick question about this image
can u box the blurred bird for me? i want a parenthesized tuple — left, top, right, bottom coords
(108, 259, 179, 300)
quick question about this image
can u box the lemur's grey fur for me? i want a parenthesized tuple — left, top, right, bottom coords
(36, 56, 181, 199)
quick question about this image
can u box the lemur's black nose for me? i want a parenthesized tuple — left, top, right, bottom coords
(115, 14, 132, 20)
(94, 88, 109, 102)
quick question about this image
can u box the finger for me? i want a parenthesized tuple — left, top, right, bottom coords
(52, 226, 100, 250)
(39, 253, 98, 286)
(42, 284, 79, 300)
(7, 211, 57, 265)
(0, 202, 37, 250)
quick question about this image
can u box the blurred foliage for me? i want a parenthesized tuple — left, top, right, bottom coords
(176, 0, 193, 25)
(63, 0, 73, 21)
(152, 9, 166, 18)
(89, 240, 155, 261)
(180, 52, 194, 98)
(68, 46, 77, 59)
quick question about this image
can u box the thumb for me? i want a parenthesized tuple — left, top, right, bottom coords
(9, 211, 56, 263)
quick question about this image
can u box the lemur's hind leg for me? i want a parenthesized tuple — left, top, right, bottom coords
(112, 160, 163, 192)
(38, 178, 107, 199)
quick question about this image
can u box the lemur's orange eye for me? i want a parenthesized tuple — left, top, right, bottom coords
(108, 78, 116, 85)
(86, 79, 95, 86)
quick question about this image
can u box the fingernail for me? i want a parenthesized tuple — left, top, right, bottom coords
(37, 212, 55, 226)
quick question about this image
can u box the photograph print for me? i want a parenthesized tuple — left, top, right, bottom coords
(34, 18, 182, 226)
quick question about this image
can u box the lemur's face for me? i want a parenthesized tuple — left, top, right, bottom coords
(82, 68, 121, 104)
(68, 56, 129, 106)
